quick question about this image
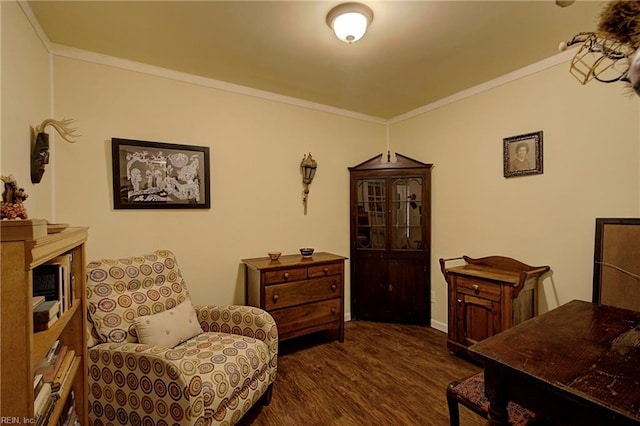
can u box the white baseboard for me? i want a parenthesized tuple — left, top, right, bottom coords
(345, 313, 447, 334)
(430, 319, 448, 334)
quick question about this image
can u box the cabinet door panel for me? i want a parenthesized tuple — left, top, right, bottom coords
(354, 179, 386, 250)
(458, 294, 501, 346)
(351, 256, 388, 320)
(391, 177, 424, 250)
(388, 258, 428, 324)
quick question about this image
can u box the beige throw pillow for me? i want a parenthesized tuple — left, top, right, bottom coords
(134, 299, 203, 347)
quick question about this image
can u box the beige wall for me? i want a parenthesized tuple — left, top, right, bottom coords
(391, 65, 640, 326)
(1, 1, 54, 219)
(4, 0, 640, 329)
(51, 56, 381, 308)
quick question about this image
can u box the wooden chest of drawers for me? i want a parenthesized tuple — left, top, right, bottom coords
(242, 252, 347, 342)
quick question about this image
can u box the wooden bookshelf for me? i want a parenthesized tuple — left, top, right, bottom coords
(0, 226, 88, 424)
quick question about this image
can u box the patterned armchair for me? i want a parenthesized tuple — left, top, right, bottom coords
(86, 250, 278, 425)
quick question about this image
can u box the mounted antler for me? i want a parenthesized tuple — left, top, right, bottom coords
(35, 118, 79, 143)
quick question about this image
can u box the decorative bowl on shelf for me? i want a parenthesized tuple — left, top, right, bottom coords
(47, 223, 69, 234)
(268, 251, 281, 261)
(299, 247, 314, 258)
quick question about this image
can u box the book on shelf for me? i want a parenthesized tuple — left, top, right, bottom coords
(32, 295, 46, 308)
(33, 300, 61, 324)
(33, 382, 52, 418)
(48, 339, 61, 359)
(63, 409, 78, 426)
(33, 263, 63, 305)
(60, 389, 78, 426)
(35, 392, 58, 426)
(46, 340, 61, 361)
(33, 373, 44, 397)
(42, 345, 68, 383)
(34, 314, 59, 332)
(35, 340, 61, 374)
(51, 349, 76, 393)
(48, 253, 73, 311)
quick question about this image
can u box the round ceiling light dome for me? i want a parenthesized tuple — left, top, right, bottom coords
(326, 2, 374, 43)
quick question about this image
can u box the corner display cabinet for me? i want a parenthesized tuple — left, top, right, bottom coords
(349, 153, 432, 324)
(440, 255, 550, 358)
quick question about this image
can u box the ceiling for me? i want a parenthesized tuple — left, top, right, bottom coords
(27, 1, 607, 120)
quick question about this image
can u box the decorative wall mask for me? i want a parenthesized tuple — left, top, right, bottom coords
(31, 118, 79, 183)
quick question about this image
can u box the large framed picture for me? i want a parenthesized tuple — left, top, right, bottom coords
(112, 138, 210, 209)
(503, 131, 543, 178)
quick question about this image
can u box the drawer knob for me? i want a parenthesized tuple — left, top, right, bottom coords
(283, 272, 289, 280)
(273, 294, 279, 302)
(331, 308, 336, 314)
(323, 268, 329, 274)
(472, 284, 480, 293)
(331, 284, 337, 291)
(457, 299, 463, 304)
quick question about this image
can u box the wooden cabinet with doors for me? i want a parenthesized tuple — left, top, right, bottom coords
(349, 153, 432, 325)
(440, 255, 550, 358)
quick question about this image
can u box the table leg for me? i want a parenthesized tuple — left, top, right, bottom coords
(484, 367, 509, 426)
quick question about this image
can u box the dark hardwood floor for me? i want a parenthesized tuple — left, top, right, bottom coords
(239, 321, 486, 426)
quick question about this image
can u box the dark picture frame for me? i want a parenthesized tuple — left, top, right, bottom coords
(592, 218, 640, 311)
(503, 131, 543, 178)
(111, 138, 210, 209)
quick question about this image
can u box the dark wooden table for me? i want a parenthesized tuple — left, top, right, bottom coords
(470, 299, 640, 426)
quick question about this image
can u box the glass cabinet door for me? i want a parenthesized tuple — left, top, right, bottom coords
(355, 178, 386, 249)
(391, 177, 423, 250)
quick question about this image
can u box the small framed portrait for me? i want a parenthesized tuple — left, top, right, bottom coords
(112, 138, 210, 209)
(503, 131, 543, 178)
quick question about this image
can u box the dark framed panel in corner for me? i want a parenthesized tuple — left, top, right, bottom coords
(112, 138, 210, 209)
(593, 218, 640, 311)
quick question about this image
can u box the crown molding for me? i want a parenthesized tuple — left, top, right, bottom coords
(389, 49, 576, 124)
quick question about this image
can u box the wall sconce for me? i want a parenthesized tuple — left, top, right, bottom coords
(326, 2, 374, 43)
(301, 152, 317, 215)
(31, 118, 79, 184)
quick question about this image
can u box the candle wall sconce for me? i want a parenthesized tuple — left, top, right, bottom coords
(31, 118, 79, 184)
(300, 152, 317, 215)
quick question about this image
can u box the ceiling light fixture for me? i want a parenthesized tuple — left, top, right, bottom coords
(326, 2, 374, 43)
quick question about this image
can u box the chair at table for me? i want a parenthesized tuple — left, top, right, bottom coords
(446, 371, 538, 426)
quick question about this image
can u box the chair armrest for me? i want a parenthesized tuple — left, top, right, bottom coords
(88, 342, 206, 421)
(195, 305, 278, 365)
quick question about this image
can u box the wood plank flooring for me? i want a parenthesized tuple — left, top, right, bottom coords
(239, 321, 486, 426)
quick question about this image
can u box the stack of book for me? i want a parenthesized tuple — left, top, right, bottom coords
(33, 375, 57, 426)
(33, 299, 61, 332)
(33, 340, 77, 424)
